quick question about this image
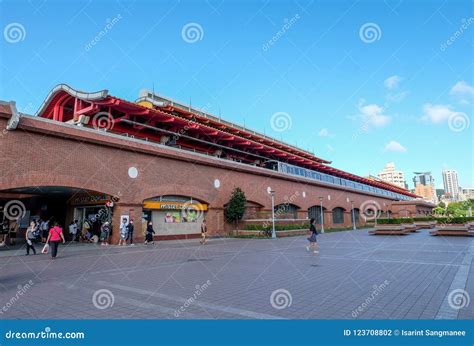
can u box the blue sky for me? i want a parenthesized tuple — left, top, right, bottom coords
(0, 0, 472, 189)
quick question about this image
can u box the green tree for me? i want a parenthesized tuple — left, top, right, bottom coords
(446, 202, 468, 217)
(225, 187, 247, 228)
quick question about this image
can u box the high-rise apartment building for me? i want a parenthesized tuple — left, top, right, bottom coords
(413, 171, 437, 204)
(442, 170, 460, 200)
(378, 162, 407, 189)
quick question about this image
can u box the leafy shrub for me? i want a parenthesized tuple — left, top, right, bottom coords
(244, 223, 308, 231)
(413, 216, 436, 221)
(435, 216, 474, 224)
(377, 218, 402, 225)
(377, 218, 413, 224)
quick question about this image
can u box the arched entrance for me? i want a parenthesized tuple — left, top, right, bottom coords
(142, 195, 208, 240)
(274, 203, 299, 219)
(243, 200, 264, 219)
(0, 186, 116, 244)
(332, 207, 346, 225)
(351, 208, 360, 224)
(308, 205, 326, 225)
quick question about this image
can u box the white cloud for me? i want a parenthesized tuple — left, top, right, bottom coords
(358, 102, 391, 127)
(450, 81, 474, 104)
(421, 103, 467, 124)
(318, 128, 334, 137)
(384, 75, 401, 90)
(384, 140, 406, 153)
(386, 91, 408, 103)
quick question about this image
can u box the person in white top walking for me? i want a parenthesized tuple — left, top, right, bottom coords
(118, 218, 128, 246)
(68, 220, 78, 242)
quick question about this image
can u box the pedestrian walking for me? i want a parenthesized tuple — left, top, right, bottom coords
(306, 218, 319, 254)
(25, 220, 37, 255)
(100, 221, 111, 246)
(144, 221, 155, 245)
(200, 219, 208, 245)
(40, 218, 50, 243)
(118, 218, 128, 246)
(46, 222, 65, 259)
(127, 219, 135, 246)
(0, 219, 9, 246)
(9, 217, 20, 246)
(68, 220, 78, 242)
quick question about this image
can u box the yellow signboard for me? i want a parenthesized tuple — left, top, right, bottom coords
(143, 201, 208, 211)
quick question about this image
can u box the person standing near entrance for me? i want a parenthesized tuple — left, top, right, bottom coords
(118, 218, 128, 246)
(127, 219, 135, 246)
(9, 217, 20, 246)
(40, 218, 50, 243)
(25, 220, 37, 255)
(0, 219, 9, 246)
(46, 222, 65, 259)
(306, 218, 319, 254)
(81, 219, 92, 242)
(200, 219, 208, 245)
(68, 220, 78, 242)
(100, 221, 111, 246)
(144, 221, 155, 245)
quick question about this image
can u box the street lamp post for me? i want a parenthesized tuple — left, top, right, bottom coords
(319, 197, 324, 233)
(270, 190, 276, 239)
(351, 201, 356, 230)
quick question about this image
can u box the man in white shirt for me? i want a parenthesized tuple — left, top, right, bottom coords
(118, 218, 128, 246)
(68, 220, 78, 241)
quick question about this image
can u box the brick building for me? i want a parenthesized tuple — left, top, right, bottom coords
(0, 85, 433, 243)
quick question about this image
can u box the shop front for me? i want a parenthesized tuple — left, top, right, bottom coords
(143, 196, 207, 240)
(68, 194, 114, 241)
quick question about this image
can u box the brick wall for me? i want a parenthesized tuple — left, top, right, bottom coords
(0, 113, 414, 241)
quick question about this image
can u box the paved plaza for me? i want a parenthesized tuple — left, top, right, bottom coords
(1, 229, 472, 320)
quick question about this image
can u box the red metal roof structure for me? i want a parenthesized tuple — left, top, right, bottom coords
(35, 84, 418, 199)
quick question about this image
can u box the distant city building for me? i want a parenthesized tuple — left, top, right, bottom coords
(436, 188, 445, 199)
(459, 188, 474, 201)
(378, 162, 407, 189)
(415, 184, 436, 203)
(442, 170, 460, 201)
(413, 171, 438, 204)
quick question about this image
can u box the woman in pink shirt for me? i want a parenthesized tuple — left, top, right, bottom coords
(46, 222, 65, 259)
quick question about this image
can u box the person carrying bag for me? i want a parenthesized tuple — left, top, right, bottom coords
(25, 221, 37, 255)
(45, 222, 65, 259)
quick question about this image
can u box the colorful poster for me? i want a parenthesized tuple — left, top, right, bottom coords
(164, 212, 181, 223)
